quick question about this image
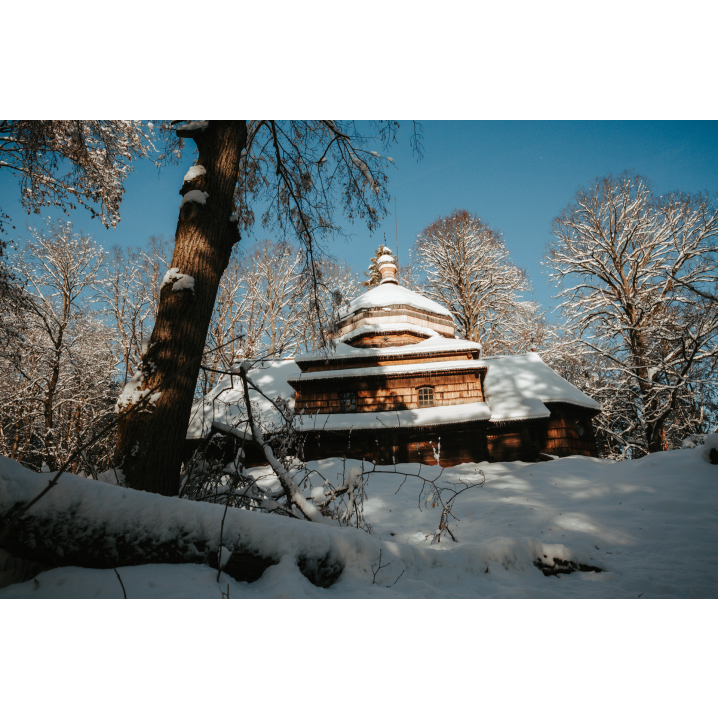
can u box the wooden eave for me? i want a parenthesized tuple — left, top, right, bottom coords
(346, 327, 436, 341)
(296, 349, 483, 372)
(542, 400, 602, 419)
(335, 304, 455, 331)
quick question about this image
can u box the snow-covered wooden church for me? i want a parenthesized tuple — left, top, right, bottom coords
(187, 248, 601, 466)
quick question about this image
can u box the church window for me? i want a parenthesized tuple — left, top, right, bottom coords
(418, 386, 434, 407)
(340, 392, 357, 412)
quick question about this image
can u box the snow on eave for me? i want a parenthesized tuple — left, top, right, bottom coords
(288, 359, 486, 384)
(486, 397, 551, 423)
(295, 336, 483, 364)
(295, 401, 491, 432)
(338, 322, 441, 343)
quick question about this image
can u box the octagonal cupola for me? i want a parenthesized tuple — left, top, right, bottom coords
(331, 248, 455, 348)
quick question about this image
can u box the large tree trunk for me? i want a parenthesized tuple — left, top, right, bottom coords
(115, 121, 247, 495)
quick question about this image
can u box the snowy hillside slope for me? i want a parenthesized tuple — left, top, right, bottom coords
(1, 439, 716, 599)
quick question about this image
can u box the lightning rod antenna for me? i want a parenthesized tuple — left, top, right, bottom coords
(395, 196, 398, 268)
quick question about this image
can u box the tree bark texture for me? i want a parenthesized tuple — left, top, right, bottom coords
(115, 121, 247, 495)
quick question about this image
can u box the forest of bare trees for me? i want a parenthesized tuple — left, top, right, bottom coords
(404, 195, 718, 459)
(1, 122, 716, 488)
(2, 176, 716, 477)
(0, 221, 359, 474)
(0, 120, 425, 497)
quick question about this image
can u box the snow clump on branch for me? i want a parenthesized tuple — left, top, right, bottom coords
(175, 121, 209, 133)
(161, 268, 195, 294)
(180, 190, 209, 208)
(183, 165, 206, 183)
(115, 369, 161, 413)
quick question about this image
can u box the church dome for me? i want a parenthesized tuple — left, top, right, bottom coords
(333, 249, 455, 348)
(340, 282, 452, 319)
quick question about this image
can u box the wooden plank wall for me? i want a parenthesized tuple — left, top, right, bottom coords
(300, 407, 598, 467)
(486, 421, 544, 463)
(348, 331, 428, 348)
(185, 404, 599, 471)
(301, 421, 491, 467)
(539, 403, 599, 457)
(295, 371, 485, 414)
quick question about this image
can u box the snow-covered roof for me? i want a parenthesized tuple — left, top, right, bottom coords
(339, 283, 453, 319)
(186, 351, 600, 441)
(339, 322, 441, 343)
(482, 352, 601, 421)
(289, 359, 485, 384)
(186, 359, 297, 440)
(296, 401, 491, 432)
(295, 335, 482, 363)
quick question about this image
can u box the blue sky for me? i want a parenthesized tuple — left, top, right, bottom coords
(2, 121, 716, 313)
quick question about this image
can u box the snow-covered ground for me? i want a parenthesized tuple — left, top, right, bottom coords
(2, 438, 716, 599)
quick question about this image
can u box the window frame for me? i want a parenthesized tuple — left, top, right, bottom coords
(417, 386, 435, 408)
(340, 391, 357, 413)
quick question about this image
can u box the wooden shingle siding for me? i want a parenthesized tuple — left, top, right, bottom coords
(486, 421, 544, 463)
(348, 331, 430, 348)
(334, 305, 455, 336)
(294, 371, 485, 414)
(297, 404, 599, 465)
(539, 403, 598, 458)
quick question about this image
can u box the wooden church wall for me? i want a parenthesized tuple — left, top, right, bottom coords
(539, 403, 599, 458)
(294, 370, 484, 415)
(348, 331, 429, 348)
(485, 421, 545, 463)
(487, 406, 598, 461)
(185, 409, 598, 472)
(299, 406, 598, 467)
(300, 421, 491, 467)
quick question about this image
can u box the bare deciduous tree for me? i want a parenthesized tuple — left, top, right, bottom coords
(0, 220, 116, 471)
(296, 256, 360, 352)
(242, 240, 305, 357)
(0, 121, 157, 232)
(546, 172, 718, 455)
(198, 241, 360, 397)
(410, 209, 534, 354)
(96, 236, 172, 386)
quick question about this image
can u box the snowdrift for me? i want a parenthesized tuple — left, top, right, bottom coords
(1, 437, 716, 598)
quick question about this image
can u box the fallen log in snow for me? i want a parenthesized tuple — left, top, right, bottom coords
(0, 457, 343, 588)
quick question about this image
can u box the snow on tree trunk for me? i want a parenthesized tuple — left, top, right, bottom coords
(115, 121, 247, 495)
